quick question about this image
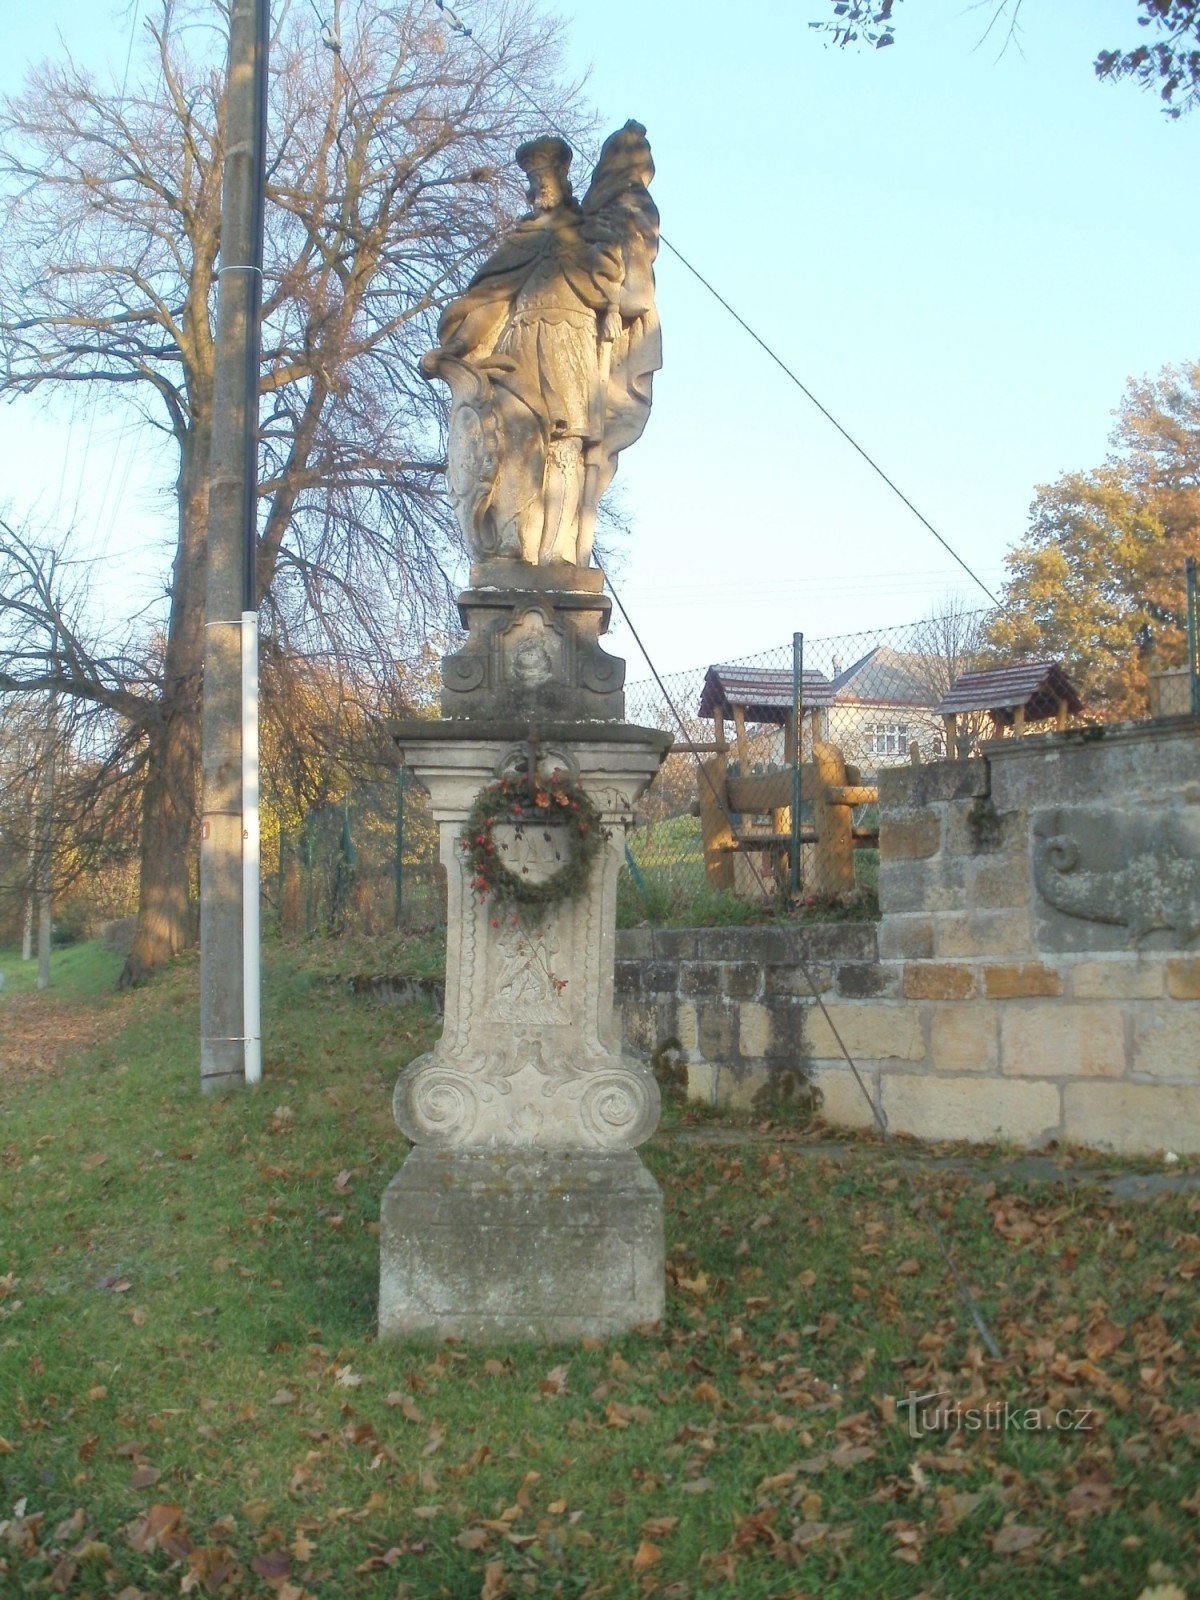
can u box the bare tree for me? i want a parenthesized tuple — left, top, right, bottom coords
(910, 594, 993, 756)
(0, 0, 586, 981)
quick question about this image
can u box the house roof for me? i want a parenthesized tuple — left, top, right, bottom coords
(935, 661, 1083, 720)
(698, 645, 950, 723)
(828, 646, 941, 709)
(698, 665, 835, 723)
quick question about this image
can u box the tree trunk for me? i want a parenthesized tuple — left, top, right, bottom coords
(120, 418, 211, 986)
(121, 700, 202, 985)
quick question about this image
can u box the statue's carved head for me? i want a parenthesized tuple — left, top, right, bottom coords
(515, 135, 574, 213)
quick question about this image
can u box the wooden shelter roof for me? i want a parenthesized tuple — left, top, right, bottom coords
(698, 665, 835, 723)
(935, 661, 1082, 721)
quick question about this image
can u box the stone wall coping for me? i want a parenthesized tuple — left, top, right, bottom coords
(982, 715, 1200, 760)
(615, 923, 879, 964)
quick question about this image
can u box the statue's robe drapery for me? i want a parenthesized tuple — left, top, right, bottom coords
(426, 124, 660, 565)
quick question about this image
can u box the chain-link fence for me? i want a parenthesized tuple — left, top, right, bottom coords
(621, 608, 1006, 917)
(273, 774, 442, 936)
(282, 605, 1096, 932)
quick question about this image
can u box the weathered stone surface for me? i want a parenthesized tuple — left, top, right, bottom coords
(1071, 960, 1164, 1000)
(982, 962, 1063, 999)
(943, 803, 1023, 859)
(442, 573, 626, 720)
(698, 1001, 737, 1062)
(882, 1074, 1060, 1146)
(721, 961, 762, 1000)
(934, 911, 1030, 960)
(739, 1002, 772, 1060)
(765, 999, 809, 1061)
(1032, 801, 1200, 952)
(1063, 1081, 1200, 1155)
(878, 760, 988, 808)
(836, 961, 902, 999)
(679, 962, 721, 998)
(692, 926, 797, 963)
(1130, 1010, 1200, 1080)
(423, 123, 658, 572)
(808, 1062, 881, 1130)
(383, 722, 669, 1342)
(883, 864, 966, 915)
(791, 924, 879, 962)
(613, 962, 641, 998)
(765, 963, 833, 998)
(903, 963, 975, 1001)
(379, 1148, 664, 1340)
(641, 961, 676, 996)
(804, 1003, 924, 1062)
(880, 858, 968, 916)
(1000, 1004, 1125, 1078)
(616, 928, 654, 960)
(989, 719, 1200, 810)
(972, 856, 1031, 909)
(1166, 957, 1200, 1000)
(929, 1006, 999, 1073)
(878, 915, 934, 961)
(879, 810, 941, 861)
(621, 1001, 658, 1055)
(675, 1001, 698, 1053)
(686, 1060, 717, 1105)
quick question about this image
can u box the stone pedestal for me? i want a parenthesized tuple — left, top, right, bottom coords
(441, 561, 625, 721)
(379, 719, 671, 1342)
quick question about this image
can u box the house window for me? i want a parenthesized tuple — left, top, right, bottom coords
(867, 722, 909, 757)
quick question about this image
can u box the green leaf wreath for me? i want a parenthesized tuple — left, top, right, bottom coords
(461, 769, 606, 909)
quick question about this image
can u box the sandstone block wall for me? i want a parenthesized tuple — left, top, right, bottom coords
(616, 718, 1200, 1156)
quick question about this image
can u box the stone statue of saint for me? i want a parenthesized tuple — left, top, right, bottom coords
(422, 121, 660, 570)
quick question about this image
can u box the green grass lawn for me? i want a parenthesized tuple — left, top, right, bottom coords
(0, 939, 127, 1000)
(1, 941, 1197, 1599)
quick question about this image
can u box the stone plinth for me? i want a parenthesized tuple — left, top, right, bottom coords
(379, 719, 671, 1341)
(380, 1149, 663, 1341)
(441, 561, 625, 721)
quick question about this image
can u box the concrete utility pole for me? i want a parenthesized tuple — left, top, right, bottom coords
(200, 0, 268, 1093)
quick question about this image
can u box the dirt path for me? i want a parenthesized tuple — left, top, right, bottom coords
(0, 992, 108, 1087)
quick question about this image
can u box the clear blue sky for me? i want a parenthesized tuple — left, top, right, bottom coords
(2, 0, 1198, 675)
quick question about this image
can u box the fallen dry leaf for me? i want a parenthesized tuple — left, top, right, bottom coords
(479, 1560, 510, 1600)
(631, 1539, 662, 1571)
(991, 1523, 1044, 1555)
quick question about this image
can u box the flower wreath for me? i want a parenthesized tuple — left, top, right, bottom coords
(461, 768, 606, 909)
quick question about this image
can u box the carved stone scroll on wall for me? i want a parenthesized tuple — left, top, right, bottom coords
(1032, 805, 1200, 951)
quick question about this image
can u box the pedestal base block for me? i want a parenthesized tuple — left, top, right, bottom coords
(379, 1147, 664, 1342)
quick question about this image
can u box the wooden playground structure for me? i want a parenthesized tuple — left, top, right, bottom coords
(693, 665, 879, 898)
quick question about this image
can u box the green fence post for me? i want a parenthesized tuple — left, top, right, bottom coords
(1188, 556, 1199, 717)
(395, 769, 406, 928)
(624, 842, 648, 898)
(790, 631, 803, 898)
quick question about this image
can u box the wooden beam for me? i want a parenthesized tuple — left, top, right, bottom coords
(943, 712, 957, 759)
(732, 706, 749, 771)
(697, 753, 734, 890)
(825, 785, 878, 807)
